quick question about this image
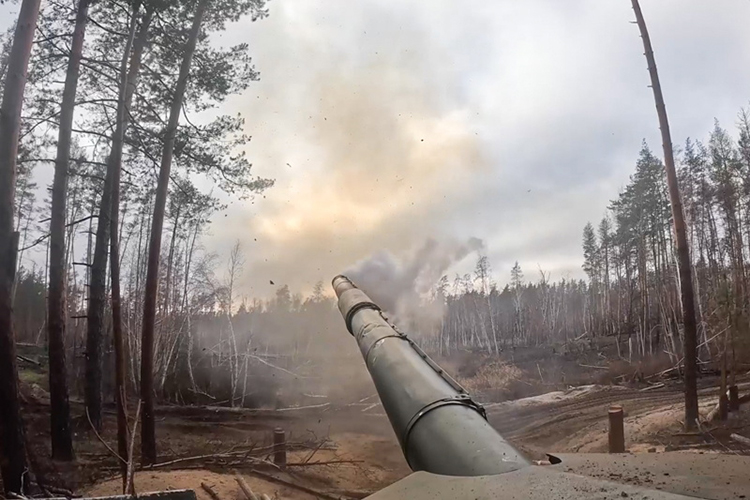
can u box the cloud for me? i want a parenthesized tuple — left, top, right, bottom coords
(201, 0, 750, 298)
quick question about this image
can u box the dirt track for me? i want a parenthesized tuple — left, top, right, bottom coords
(487, 377, 750, 457)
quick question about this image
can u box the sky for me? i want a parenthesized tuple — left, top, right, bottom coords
(5, 1, 750, 299)
(206, 0, 750, 298)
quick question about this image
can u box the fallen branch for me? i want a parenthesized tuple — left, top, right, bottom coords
(16, 354, 41, 366)
(648, 363, 682, 380)
(147, 441, 331, 469)
(187, 387, 217, 400)
(640, 383, 665, 392)
(86, 407, 126, 464)
(157, 403, 328, 415)
(38, 484, 76, 497)
(235, 475, 260, 500)
(665, 442, 716, 451)
(326, 489, 375, 500)
(247, 354, 307, 379)
(275, 402, 330, 412)
(287, 460, 364, 467)
(578, 363, 609, 370)
(201, 482, 222, 500)
(730, 433, 750, 448)
(148, 452, 267, 469)
(246, 470, 349, 500)
(357, 393, 377, 403)
(697, 420, 739, 456)
(302, 438, 326, 464)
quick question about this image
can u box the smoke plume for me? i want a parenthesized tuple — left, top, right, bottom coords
(345, 238, 484, 331)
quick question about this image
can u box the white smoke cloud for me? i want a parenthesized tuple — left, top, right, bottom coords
(345, 238, 484, 332)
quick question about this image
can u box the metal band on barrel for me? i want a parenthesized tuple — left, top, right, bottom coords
(401, 395, 487, 468)
(344, 300, 379, 335)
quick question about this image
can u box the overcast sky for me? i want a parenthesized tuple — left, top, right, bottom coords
(209, 0, 750, 298)
(6, 1, 750, 299)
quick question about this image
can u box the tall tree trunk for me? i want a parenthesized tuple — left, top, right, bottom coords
(85, 0, 151, 431)
(631, 0, 699, 431)
(48, 0, 91, 462)
(141, 0, 209, 464)
(109, 2, 151, 487)
(85, 176, 113, 429)
(0, 0, 41, 493)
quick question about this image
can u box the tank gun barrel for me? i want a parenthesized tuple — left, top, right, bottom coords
(332, 275, 528, 476)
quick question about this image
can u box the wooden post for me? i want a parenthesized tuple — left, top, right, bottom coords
(729, 385, 739, 412)
(273, 427, 286, 468)
(608, 405, 625, 453)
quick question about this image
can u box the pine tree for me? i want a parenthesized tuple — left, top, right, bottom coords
(631, 0, 699, 429)
(47, 0, 92, 461)
(0, 0, 41, 493)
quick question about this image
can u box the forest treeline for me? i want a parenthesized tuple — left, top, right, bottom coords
(429, 119, 750, 371)
(12, 112, 750, 410)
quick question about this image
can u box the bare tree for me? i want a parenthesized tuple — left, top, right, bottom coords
(225, 240, 245, 404)
(631, 0, 699, 430)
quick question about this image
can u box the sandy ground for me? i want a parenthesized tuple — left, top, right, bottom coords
(18, 376, 750, 499)
(487, 379, 750, 458)
(80, 431, 409, 500)
(85, 432, 410, 500)
(87, 470, 310, 500)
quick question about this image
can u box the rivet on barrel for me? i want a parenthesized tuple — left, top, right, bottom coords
(608, 405, 625, 453)
(273, 427, 286, 468)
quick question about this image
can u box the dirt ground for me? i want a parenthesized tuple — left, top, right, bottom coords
(12, 337, 750, 500)
(14, 372, 748, 500)
(487, 378, 750, 458)
(21, 399, 412, 499)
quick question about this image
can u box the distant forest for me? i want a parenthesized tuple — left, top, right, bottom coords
(13, 108, 750, 408)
